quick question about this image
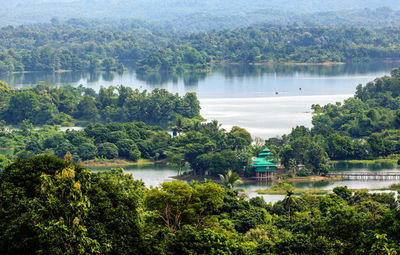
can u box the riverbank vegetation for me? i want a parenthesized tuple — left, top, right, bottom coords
(2, 23, 400, 73)
(0, 114, 256, 177)
(256, 182, 329, 195)
(1, 155, 400, 254)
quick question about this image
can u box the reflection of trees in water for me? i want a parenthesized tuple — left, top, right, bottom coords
(135, 71, 208, 86)
(88, 71, 101, 83)
(333, 162, 397, 172)
(217, 61, 400, 78)
(2, 60, 399, 88)
(102, 71, 115, 81)
(2, 71, 88, 88)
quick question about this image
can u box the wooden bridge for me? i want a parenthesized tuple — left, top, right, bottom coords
(328, 172, 400, 179)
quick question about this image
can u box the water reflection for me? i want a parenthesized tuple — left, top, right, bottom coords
(88, 164, 179, 188)
(135, 71, 207, 86)
(333, 162, 399, 172)
(2, 61, 398, 89)
(218, 61, 399, 78)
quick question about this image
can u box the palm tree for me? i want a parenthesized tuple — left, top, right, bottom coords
(219, 170, 242, 189)
(284, 190, 296, 223)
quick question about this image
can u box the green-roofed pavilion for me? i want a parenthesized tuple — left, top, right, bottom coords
(251, 148, 277, 179)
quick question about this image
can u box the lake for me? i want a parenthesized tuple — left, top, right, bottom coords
(88, 162, 400, 203)
(1, 62, 399, 139)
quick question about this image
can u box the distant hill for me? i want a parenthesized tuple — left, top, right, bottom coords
(1, 0, 400, 26)
(156, 7, 400, 32)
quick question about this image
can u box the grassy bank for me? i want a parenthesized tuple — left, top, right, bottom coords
(329, 159, 399, 165)
(256, 182, 328, 195)
(365, 183, 400, 191)
(81, 158, 153, 168)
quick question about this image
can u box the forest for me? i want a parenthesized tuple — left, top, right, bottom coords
(1, 0, 399, 26)
(0, 154, 399, 254)
(0, 83, 201, 126)
(1, 24, 400, 73)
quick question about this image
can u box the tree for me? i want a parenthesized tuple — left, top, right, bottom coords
(167, 152, 186, 175)
(284, 190, 297, 223)
(116, 139, 137, 158)
(145, 181, 224, 233)
(75, 95, 99, 122)
(229, 126, 252, 150)
(164, 225, 242, 255)
(0, 80, 9, 89)
(280, 145, 295, 169)
(0, 155, 69, 254)
(5, 91, 40, 124)
(333, 186, 352, 202)
(307, 143, 329, 175)
(78, 143, 98, 160)
(0, 155, 143, 255)
(326, 133, 354, 160)
(32, 166, 101, 254)
(97, 142, 119, 159)
(219, 169, 242, 189)
(101, 57, 115, 71)
(368, 134, 386, 157)
(86, 55, 99, 71)
(86, 170, 144, 255)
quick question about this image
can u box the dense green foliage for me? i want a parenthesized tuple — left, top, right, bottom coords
(0, 118, 254, 176)
(139, 26, 400, 71)
(0, 155, 144, 254)
(265, 68, 400, 169)
(136, 45, 210, 72)
(2, 23, 400, 73)
(312, 68, 400, 159)
(1, 155, 400, 254)
(0, 84, 200, 125)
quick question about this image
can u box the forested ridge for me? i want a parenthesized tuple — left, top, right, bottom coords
(1, 155, 400, 254)
(1, 0, 399, 25)
(1, 24, 400, 73)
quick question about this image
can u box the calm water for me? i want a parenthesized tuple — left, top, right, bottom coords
(1, 62, 399, 138)
(87, 162, 400, 203)
(89, 164, 179, 188)
(241, 163, 400, 190)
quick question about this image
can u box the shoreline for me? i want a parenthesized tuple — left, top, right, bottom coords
(329, 159, 399, 165)
(81, 158, 154, 168)
(225, 61, 345, 67)
(172, 173, 340, 183)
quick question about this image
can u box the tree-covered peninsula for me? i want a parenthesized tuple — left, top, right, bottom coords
(0, 83, 201, 126)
